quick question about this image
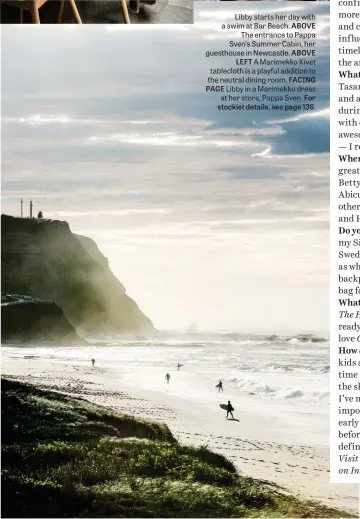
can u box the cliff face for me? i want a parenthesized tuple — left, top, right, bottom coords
(1, 293, 84, 344)
(1, 215, 154, 335)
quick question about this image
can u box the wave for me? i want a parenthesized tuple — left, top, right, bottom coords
(264, 334, 328, 344)
(175, 331, 329, 345)
(85, 330, 329, 348)
(183, 332, 329, 344)
(229, 376, 329, 405)
(228, 362, 329, 374)
(265, 363, 330, 374)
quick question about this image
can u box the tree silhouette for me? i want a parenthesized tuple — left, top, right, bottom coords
(37, 211, 43, 219)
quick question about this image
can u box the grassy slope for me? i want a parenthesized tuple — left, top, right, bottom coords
(1, 378, 354, 518)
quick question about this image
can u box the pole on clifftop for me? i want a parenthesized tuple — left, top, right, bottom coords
(21, 198, 23, 218)
(30, 200, 33, 219)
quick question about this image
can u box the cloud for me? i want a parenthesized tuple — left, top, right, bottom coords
(49, 209, 172, 218)
(265, 107, 330, 125)
(1, 2, 330, 332)
(251, 146, 271, 158)
(5, 114, 158, 126)
(87, 131, 257, 149)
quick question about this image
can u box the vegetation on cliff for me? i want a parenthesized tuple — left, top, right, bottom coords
(1, 378, 354, 518)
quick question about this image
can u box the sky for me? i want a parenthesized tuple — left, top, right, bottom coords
(1, 2, 330, 334)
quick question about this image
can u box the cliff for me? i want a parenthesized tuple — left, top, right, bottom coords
(1, 293, 84, 344)
(1, 214, 154, 335)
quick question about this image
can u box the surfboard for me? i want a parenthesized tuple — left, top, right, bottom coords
(219, 404, 235, 411)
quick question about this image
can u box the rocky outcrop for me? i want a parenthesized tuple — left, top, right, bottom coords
(1, 215, 154, 335)
(1, 293, 84, 344)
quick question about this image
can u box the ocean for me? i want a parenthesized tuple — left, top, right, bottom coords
(2, 332, 330, 446)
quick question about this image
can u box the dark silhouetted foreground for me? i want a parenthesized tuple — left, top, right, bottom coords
(1, 378, 354, 518)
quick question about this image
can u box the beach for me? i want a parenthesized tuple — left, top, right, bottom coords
(2, 341, 358, 515)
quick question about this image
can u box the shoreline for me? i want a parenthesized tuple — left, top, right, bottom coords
(2, 356, 358, 514)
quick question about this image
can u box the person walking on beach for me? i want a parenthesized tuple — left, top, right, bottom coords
(177, 363, 182, 371)
(226, 400, 234, 420)
(216, 380, 223, 392)
(165, 373, 170, 384)
(91, 358, 95, 367)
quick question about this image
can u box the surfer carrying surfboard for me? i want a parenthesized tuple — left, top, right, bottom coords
(226, 400, 234, 419)
(219, 402, 235, 419)
(215, 380, 223, 392)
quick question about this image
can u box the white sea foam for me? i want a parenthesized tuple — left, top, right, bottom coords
(2, 332, 331, 446)
(2, 332, 329, 409)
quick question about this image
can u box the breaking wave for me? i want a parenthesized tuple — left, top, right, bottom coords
(3, 329, 329, 410)
(229, 376, 329, 405)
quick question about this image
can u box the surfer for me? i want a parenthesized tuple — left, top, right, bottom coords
(216, 380, 223, 392)
(91, 358, 95, 367)
(165, 373, 170, 384)
(177, 363, 182, 371)
(226, 400, 234, 420)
